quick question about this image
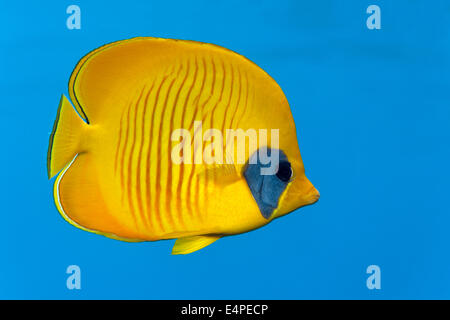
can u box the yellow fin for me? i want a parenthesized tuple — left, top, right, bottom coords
(54, 153, 144, 242)
(172, 235, 221, 255)
(197, 163, 240, 187)
(47, 94, 88, 179)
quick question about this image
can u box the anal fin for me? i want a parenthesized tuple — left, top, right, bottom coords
(55, 153, 142, 242)
(172, 235, 221, 255)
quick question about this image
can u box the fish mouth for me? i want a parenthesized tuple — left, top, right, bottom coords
(305, 188, 320, 205)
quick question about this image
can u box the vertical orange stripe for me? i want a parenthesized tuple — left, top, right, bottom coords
(199, 56, 216, 116)
(169, 59, 190, 229)
(198, 56, 217, 219)
(146, 74, 169, 233)
(153, 64, 179, 233)
(120, 100, 133, 203)
(114, 108, 125, 175)
(221, 61, 235, 162)
(178, 57, 198, 221)
(187, 56, 207, 218)
(135, 81, 155, 231)
(229, 66, 242, 129)
(208, 58, 225, 184)
(155, 64, 182, 230)
(126, 86, 146, 226)
(237, 71, 250, 128)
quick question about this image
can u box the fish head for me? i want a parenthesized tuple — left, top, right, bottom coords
(243, 147, 319, 220)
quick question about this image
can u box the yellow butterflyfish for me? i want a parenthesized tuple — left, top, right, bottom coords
(47, 37, 319, 254)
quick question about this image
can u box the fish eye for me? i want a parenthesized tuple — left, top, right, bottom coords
(276, 161, 292, 182)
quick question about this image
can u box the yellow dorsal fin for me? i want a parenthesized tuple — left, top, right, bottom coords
(172, 235, 221, 255)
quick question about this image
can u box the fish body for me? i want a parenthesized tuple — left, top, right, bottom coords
(47, 37, 319, 254)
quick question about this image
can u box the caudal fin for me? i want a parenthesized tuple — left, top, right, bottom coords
(47, 94, 88, 179)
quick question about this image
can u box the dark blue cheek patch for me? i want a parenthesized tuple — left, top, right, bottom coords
(261, 175, 286, 208)
(244, 148, 290, 219)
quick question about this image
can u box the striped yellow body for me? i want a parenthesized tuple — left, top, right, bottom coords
(48, 38, 319, 249)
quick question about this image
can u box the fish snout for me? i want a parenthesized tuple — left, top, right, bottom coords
(306, 186, 320, 205)
(275, 175, 319, 214)
(290, 176, 320, 206)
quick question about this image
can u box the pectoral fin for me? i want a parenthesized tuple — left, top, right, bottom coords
(197, 164, 240, 188)
(172, 235, 221, 255)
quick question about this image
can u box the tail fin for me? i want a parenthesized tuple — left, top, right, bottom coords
(47, 94, 88, 179)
